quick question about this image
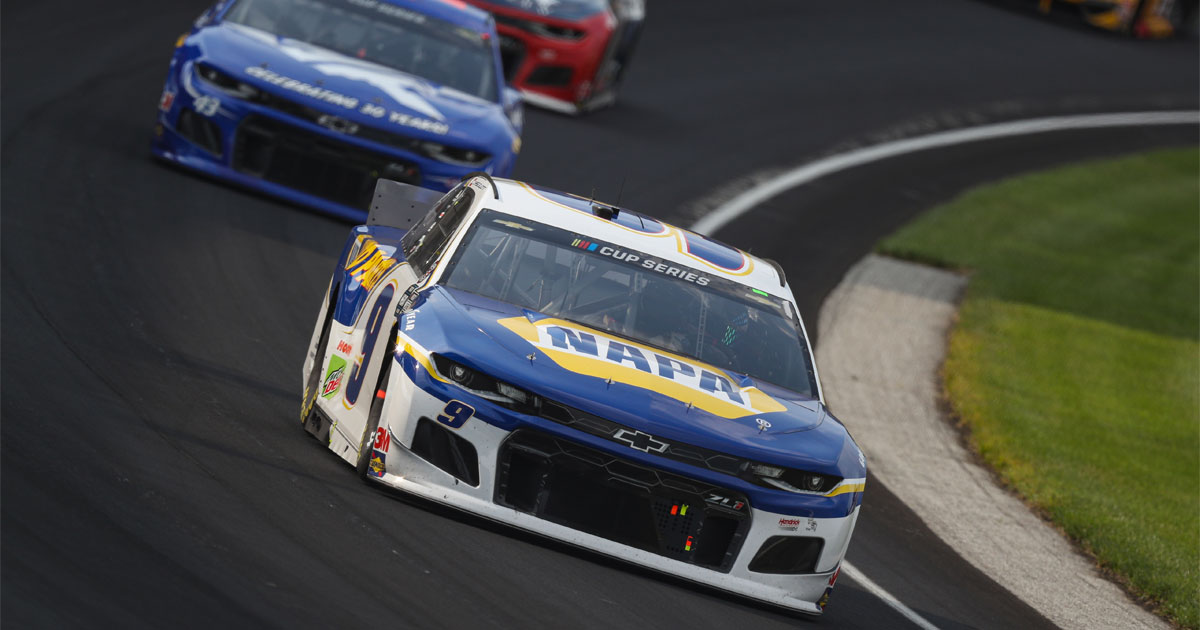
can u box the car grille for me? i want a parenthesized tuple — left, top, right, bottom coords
(195, 64, 489, 168)
(525, 65, 573, 87)
(232, 115, 420, 210)
(495, 429, 751, 572)
(536, 399, 843, 494)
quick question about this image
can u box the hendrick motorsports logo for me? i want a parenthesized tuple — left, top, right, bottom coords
(498, 317, 786, 419)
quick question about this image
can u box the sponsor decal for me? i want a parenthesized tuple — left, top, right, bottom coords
(497, 317, 786, 419)
(368, 452, 386, 478)
(366, 427, 390, 478)
(778, 517, 801, 531)
(858, 448, 866, 469)
(705, 494, 745, 512)
(336, 340, 353, 354)
(346, 237, 398, 291)
(159, 89, 176, 112)
(612, 428, 668, 453)
(818, 565, 840, 610)
(345, 0, 427, 24)
(371, 427, 390, 453)
(572, 238, 713, 287)
(806, 517, 818, 532)
(344, 283, 396, 408)
(241, 65, 450, 136)
(322, 355, 347, 398)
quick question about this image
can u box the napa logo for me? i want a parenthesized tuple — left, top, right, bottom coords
(498, 317, 786, 419)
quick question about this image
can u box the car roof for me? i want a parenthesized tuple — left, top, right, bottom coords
(477, 178, 793, 300)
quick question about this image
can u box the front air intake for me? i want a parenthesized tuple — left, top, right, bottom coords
(410, 417, 480, 486)
(747, 536, 824, 574)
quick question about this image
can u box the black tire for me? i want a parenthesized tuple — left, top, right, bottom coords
(355, 328, 396, 480)
(301, 284, 337, 431)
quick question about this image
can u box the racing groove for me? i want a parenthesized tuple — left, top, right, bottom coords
(2, 0, 1196, 628)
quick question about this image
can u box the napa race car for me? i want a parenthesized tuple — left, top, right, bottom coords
(152, 0, 523, 221)
(300, 173, 865, 614)
(462, 0, 644, 113)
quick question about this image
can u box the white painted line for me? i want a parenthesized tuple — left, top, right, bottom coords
(688, 110, 1197, 629)
(691, 110, 1200, 235)
(842, 561, 941, 630)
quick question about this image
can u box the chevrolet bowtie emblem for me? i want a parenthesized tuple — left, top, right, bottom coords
(612, 428, 668, 453)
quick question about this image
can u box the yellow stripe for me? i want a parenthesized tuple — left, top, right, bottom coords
(824, 481, 866, 497)
(396, 332, 449, 384)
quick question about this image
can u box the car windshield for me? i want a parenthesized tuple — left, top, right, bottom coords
(225, 0, 498, 101)
(442, 210, 818, 397)
(482, 0, 608, 21)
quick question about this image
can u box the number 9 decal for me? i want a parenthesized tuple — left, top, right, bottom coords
(437, 400, 475, 429)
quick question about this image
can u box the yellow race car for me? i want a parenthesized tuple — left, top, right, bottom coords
(1039, 0, 1196, 37)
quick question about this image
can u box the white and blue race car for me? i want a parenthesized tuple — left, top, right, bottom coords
(301, 174, 865, 614)
(153, 0, 523, 221)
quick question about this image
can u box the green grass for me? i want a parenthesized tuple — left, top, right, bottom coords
(878, 147, 1200, 627)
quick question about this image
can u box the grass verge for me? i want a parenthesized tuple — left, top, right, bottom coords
(878, 147, 1199, 627)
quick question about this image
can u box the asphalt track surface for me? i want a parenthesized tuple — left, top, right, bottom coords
(2, 1, 1196, 628)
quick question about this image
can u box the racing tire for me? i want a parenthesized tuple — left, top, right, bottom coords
(355, 328, 396, 480)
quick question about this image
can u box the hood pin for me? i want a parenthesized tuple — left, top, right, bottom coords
(756, 418, 772, 433)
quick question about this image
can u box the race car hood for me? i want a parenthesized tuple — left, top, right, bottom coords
(406, 286, 855, 474)
(191, 22, 513, 147)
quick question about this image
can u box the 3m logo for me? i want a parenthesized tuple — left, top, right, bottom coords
(337, 340, 353, 354)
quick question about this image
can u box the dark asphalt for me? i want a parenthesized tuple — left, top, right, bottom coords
(2, 0, 1196, 628)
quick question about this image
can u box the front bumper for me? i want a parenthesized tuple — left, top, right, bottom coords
(495, 22, 613, 114)
(151, 60, 512, 221)
(336, 350, 860, 614)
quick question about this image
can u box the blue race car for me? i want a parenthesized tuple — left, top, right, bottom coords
(152, 0, 523, 221)
(301, 175, 866, 615)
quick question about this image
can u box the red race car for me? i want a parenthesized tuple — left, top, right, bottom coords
(464, 0, 645, 114)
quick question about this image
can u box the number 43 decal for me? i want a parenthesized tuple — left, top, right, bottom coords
(437, 400, 474, 429)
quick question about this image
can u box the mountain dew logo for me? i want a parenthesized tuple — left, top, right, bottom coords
(322, 355, 347, 398)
